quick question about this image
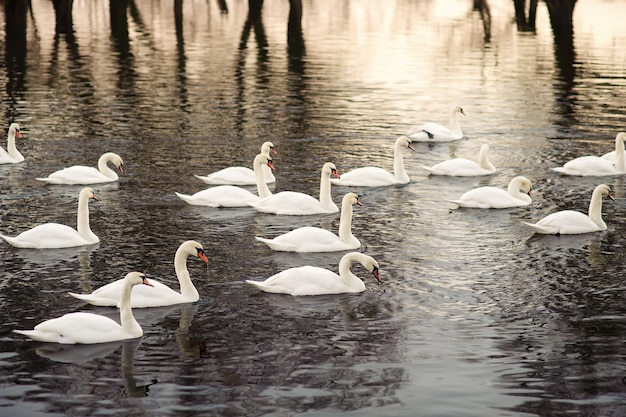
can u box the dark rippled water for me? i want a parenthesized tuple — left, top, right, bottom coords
(1, 0, 626, 416)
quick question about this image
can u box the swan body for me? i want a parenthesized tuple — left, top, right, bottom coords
(14, 272, 153, 344)
(522, 184, 614, 235)
(0, 187, 100, 248)
(37, 152, 124, 185)
(408, 105, 465, 142)
(176, 153, 275, 207)
(69, 241, 209, 307)
(195, 141, 278, 185)
(450, 176, 532, 208)
(0, 123, 24, 164)
(246, 252, 381, 296)
(330, 136, 415, 187)
(255, 193, 362, 252)
(555, 132, 626, 176)
(249, 162, 340, 215)
(420, 144, 496, 176)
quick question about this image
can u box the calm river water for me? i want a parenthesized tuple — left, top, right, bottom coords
(1, 0, 626, 416)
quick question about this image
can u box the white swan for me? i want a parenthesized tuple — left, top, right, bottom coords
(69, 240, 209, 307)
(601, 132, 626, 162)
(449, 176, 532, 208)
(249, 162, 340, 215)
(420, 144, 496, 176)
(0, 187, 100, 248)
(330, 136, 415, 187)
(522, 184, 614, 235)
(176, 153, 275, 207)
(37, 152, 124, 185)
(255, 193, 362, 252)
(245, 252, 381, 296)
(14, 272, 153, 344)
(0, 123, 24, 164)
(553, 132, 626, 176)
(194, 141, 278, 185)
(408, 105, 465, 142)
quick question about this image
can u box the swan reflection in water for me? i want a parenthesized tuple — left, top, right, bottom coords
(35, 338, 156, 398)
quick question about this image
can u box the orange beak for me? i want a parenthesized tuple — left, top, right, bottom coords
(331, 169, 340, 179)
(197, 249, 209, 264)
(267, 160, 276, 171)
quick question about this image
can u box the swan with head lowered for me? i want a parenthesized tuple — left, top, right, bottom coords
(255, 192, 362, 252)
(522, 184, 614, 235)
(194, 141, 278, 185)
(0, 187, 100, 248)
(553, 132, 626, 176)
(330, 136, 415, 187)
(246, 252, 381, 296)
(69, 240, 209, 307)
(0, 123, 24, 164)
(449, 176, 532, 208)
(248, 162, 340, 215)
(408, 105, 466, 142)
(420, 144, 496, 176)
(14, 272, 153, 344)
(176, 153, 275, 207)
(37, 152, 124, 185)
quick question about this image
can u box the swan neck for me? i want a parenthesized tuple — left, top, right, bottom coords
(7, 129, 23, 159)
(76, 193, 97, 242)
(393, 140, 409, 181)
(319, 168, 334, 209)
(119, 281, 141, 335)
(174, 247, 199, 298)
(479, 147, 495, 171)
(507, 180, 531, 203)
(588, 189, 606, 228)
(615, 136, 625, 171)
(254, 158, 272, 198)
(338, 254, 363, 290)
(449, 110, 462, 137)
(337, 200, 354, 241)
(98, 155, 119, 180)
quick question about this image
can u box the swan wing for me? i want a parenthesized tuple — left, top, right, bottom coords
(256, 227, 355, 252)
(523, 210, 600, 234)
(14, 312, 126, 344)
(1, 223, 89, 249)
(420, 158, 486, 176)
(330, 167, 398, 187)
(37, 166, 113, 185)
(552, 156, 620, 176)
(195, 167, 256, 185)
(246, 266, 353, 296)
(451, 187, 528, 208)
(69, 278, 188, 308)
(176, 185, 258, 207)
(250, 191, 328, 215)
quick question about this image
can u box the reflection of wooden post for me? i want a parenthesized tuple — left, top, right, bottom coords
(513, 0, 538, 32)
(288, 0, 305, 53)
(51, 0, 74, 35)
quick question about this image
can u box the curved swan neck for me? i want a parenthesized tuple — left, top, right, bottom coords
(478, 146, 495, 171)
(507, 178, 531, 202)
(393, 137, 410, 181)
(98, 153, 120, 180)
(119, 280, 142, 336)
(319, 165, 335, 210)
(449, 109, 463, 137)
(615, 134, 625, 171)
(76, 191, 97, 242)
(337, 198, 355, 242)
(254, 154, 272, 198)
(7, 125, 23, 160)
(338, 254, 362, 288)
(588, 188, 607, 228)
(174, 246, 199, 298)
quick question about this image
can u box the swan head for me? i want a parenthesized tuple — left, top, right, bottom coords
(179, 240, 209, 264)
(512, 176, 532, 196)
(616, 132, 626, 144)
(255, 153, 275, 171)
(262, 141, 278, 156)
(596, 184, 615, 202)
(343, 192, 363, 207)
(80, 187, 100, 202)
(8, 123, 21, 139)
(451, 105, 466, 116)
(323, 162, 340, 179)
(126, 271, 154, 288)
(364, 257, 382, 285)
(396, 135, 416, 152)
